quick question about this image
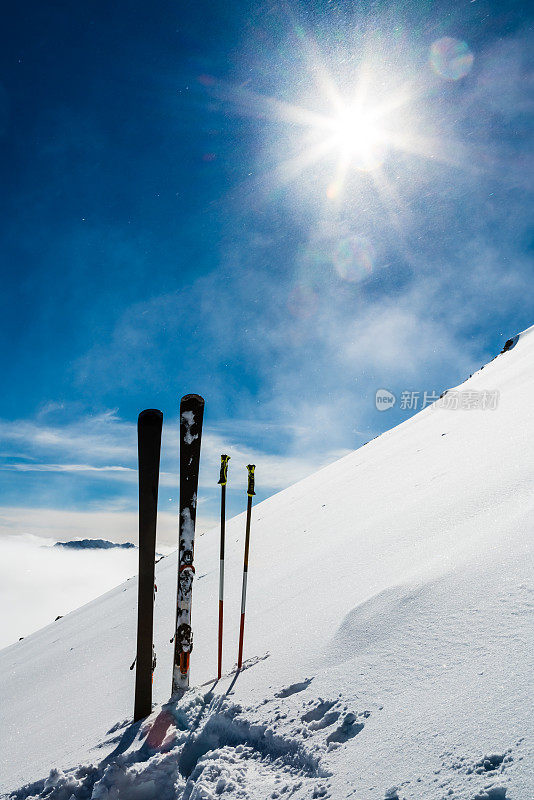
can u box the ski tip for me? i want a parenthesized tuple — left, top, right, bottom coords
(180, 394, 205, 405)
(138, 409, 163, 425)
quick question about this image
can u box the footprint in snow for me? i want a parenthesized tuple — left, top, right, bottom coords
(472, 786, 507, 800)
(326, 713, 365, 744)
(451, 750, 513, 776)
(309, 711, 340, 732)
(471, 753, 512, 774)
(275, 678, 313, 697)
(301, 700, 337, 723)
(300, 701, 368, 743)
(301, 700, 340, 731)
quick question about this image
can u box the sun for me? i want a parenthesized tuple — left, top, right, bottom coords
(327, 104, 387, 172)
(248, 72, 413, 198)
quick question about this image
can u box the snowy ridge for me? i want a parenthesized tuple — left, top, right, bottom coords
(1, 329, 533, 799)
(54, 539, 136, 550)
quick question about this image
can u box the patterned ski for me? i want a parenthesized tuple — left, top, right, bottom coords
(172, 394, 205, 694)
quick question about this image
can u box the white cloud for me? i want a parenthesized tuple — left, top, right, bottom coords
(1, 463, 134, 474)
(0, 408, 342, 494)
(0, 532, 140, 649)
(0, 410, 133, 463)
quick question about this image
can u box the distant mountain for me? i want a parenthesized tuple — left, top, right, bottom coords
(54, 539, 136, 550)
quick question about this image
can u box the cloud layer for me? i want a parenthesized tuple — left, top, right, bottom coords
(0, 533, 140, 649)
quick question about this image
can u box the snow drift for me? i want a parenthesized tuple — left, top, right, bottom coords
(1, 327, 533, 800)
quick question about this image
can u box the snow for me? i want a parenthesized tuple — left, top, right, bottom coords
(180, 508, 196, 551)
(1, 327, 533, 799)
(181, 411, 199, 446)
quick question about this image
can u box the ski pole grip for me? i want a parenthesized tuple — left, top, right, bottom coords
(218, 454, 230, 486)
(247, 464, 256, 497)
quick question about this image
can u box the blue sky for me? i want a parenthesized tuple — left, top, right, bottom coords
(0, 0, 532, 543)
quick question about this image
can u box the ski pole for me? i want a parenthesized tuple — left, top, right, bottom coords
(217, 454, 230, 679)
(237, 464, 255, 670)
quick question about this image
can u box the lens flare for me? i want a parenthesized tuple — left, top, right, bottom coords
(430, 37, 474, 81)
(334, 235, 375, 282)
(287, 284, 319, 318)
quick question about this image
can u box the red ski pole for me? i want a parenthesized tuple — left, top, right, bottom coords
(217, 455, 230, 679)
(237, 464, 255, 670)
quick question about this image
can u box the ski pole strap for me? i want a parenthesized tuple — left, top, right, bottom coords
(218, 454, 230, 486)
(246, 464, 256, 497)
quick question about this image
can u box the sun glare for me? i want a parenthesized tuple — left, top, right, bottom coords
(254, 70, 414, 199)
(328, 105, 386, 171)
(214, 36, 443, 202)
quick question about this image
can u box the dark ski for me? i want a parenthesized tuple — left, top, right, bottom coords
(134, 409, 163, 721)
(172, 394, 205, 693)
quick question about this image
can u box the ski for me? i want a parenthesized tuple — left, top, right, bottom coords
(134, 409, 163, 721)
(172, 394, 205, 694)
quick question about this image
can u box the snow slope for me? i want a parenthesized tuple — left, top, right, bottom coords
(1, 328, 533, 800)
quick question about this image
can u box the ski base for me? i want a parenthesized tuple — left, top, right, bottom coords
(172, 651, 191, 689)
